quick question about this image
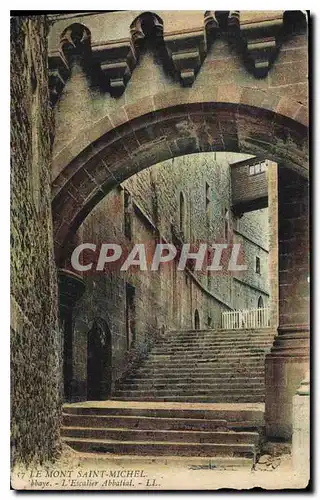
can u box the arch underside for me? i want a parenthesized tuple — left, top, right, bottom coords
(52, 98, 308, 264)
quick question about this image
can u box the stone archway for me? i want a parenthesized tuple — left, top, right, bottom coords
(51, 86, 308, 266)
(87, 318, 112, 400)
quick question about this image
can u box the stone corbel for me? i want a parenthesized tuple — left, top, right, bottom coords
(164, 30, 207, 87)
(92, 41, 138, 97)
(239, 11, 284, 77)
(204, 11, 220, 43)
(48, 52, 70, 106)
(227, 11, 240, 34)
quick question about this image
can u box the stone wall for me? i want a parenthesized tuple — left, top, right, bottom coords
(11, 16, 61, 464)
(69, 152, 270, 400)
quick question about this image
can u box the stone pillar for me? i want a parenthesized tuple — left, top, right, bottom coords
(267, 161, 279, 329)
(58, 268, 85, 401)
(265, 168, 309, 440)
(292, 374, 310, 480)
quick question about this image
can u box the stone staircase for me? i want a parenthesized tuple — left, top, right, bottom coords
(61, 401, 264, 467)
(113, 328, 276, 403)
(62, 328, 276, 466)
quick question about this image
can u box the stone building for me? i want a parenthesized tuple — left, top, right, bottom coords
(67, 152, 271, 401)
(11, 10, 309, 479)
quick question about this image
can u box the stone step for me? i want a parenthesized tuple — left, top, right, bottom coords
(150, 349, 269, 356)
(143, 354, 266, 363)
(56, 453, 254, 468)
(159, 341, 272, 347)
(154, 344, 271, 351)
(114, 387, 265, 398)
(62, 436, 256, 458)
(160, 334, 275, 342)
(63, 404, 264, 425)
(164, 330, 274, 339)
(142, 358, 265, 366)
(161, 333, 274, 339)
(147, 351, 268, 360)
(165, 326, 274, 335)
(136, 368, 264, 377)
(161, 337, 274, 345)
(141, 360, 265, 369)
(147, 351, 266, 359)
(133, 368, 265, 378)
(151, 345, 270, 352)
(62, 413, 230, 431)
(61, 426, 260, 445)
(124, 376, 265, 385)
(164, 329, 274, 335)
(119, 381, 264, 391)
(141, 363, 265, 370)
(151, 342, 272, 354)
(111, 395, 264, 403)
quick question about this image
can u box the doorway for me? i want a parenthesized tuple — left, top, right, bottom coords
(87, 318, 112, 400)
(126, 282, 136, 349)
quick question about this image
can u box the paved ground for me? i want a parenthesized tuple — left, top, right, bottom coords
(12, 445, 309, 491)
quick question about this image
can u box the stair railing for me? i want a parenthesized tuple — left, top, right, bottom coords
(221, 307, 270, 330)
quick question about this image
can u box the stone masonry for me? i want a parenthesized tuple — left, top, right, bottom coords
(11, 16, 61, 464)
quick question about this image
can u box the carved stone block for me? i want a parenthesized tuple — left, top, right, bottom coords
(239, 11, 284, 77)
(164, 30, 207, 87)
(92, 41, 137, 97)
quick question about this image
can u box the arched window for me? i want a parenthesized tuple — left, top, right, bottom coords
(194, 309, 200, 330)
(258, 296, 264, 309)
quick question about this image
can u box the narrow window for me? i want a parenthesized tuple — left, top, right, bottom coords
(256, 256, 261, 274)
(124, 189, 132, 240)
(125, 283, 136, 349)
(205, 182, 211, 212)
(207, 316, 212, 328)
(194, 309, 200, 330)
(179, 192, 186, 237)
(224, 208, 229, 241)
